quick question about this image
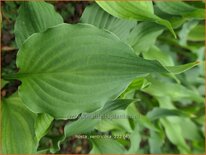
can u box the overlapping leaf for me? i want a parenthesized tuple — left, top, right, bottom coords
(96, 1, 176, 37)
(35, 113, 53, 142)
(127, 22, 164, 54)
(14, 1, 63, 48)
(156, 1, 205, 19)
(80, 4, 136, 41)
(1, 94, 37, 154)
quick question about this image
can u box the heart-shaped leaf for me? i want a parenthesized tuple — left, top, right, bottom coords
(9, 23, 167, 119)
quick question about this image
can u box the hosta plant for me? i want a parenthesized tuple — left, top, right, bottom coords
(1, 1, 205, 154)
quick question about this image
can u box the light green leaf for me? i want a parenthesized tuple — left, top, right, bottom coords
(90, 139, 126, 154)
(161, 118, 190, 153)
(156, 2, 205, 19)
(121, 78, 151, 99)
(80, 3, 136, 41)
(127, 22, 163, 54)
(166, 61, 200, 74)
(96, 1, 176, 37)
(127, 125, 141, 153)
(14, 1, 63, 48)
(7, 23, 168, 119)
(126, 103, 159, 132)
(179, 118, 202, 141)
(178, 20, 199, 46)
(147, 108, 191, 121)
(143, 77, 204, 103)
(35, 113, 53, 142)
(96, 110, 133, 133)
(143, 46, 174, 66)
(1, 94, 37, 153)
(148, 130, 164, 153)
(188, 24, 205, 41)
(157, 97, 200, 153)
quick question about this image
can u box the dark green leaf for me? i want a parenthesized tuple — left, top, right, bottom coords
(10, 23, 168, 119)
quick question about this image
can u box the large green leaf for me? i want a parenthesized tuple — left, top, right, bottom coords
(96, 1, 176, 37)
(7, 23, 168, 119)
(80, 3, 136, 41)
(14, 1, 63, 48)
(156, 1, 205, 19)
(127, 22, 163, 54)
(1, 94, 37, 153)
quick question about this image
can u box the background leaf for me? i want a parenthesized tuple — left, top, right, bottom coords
(90, 139, 126, 154)
(156, 1, 205, 19)
(1, 94, 37, 153)
(50, 99, 133, 153)
(80, 3, 136, 41)
(96, 1, 176, 37)
(14, 1, 63, 48)
(127, 22, 163, 54)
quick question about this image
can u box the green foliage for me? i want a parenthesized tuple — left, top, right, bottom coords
(1, 1, 205, 154)
(80, 4, 136, 41)
(96, 1, 176, 37)
(10, 23, 169, 119)
(1, 94, 37, 153)
(14, 1, 63, 48)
